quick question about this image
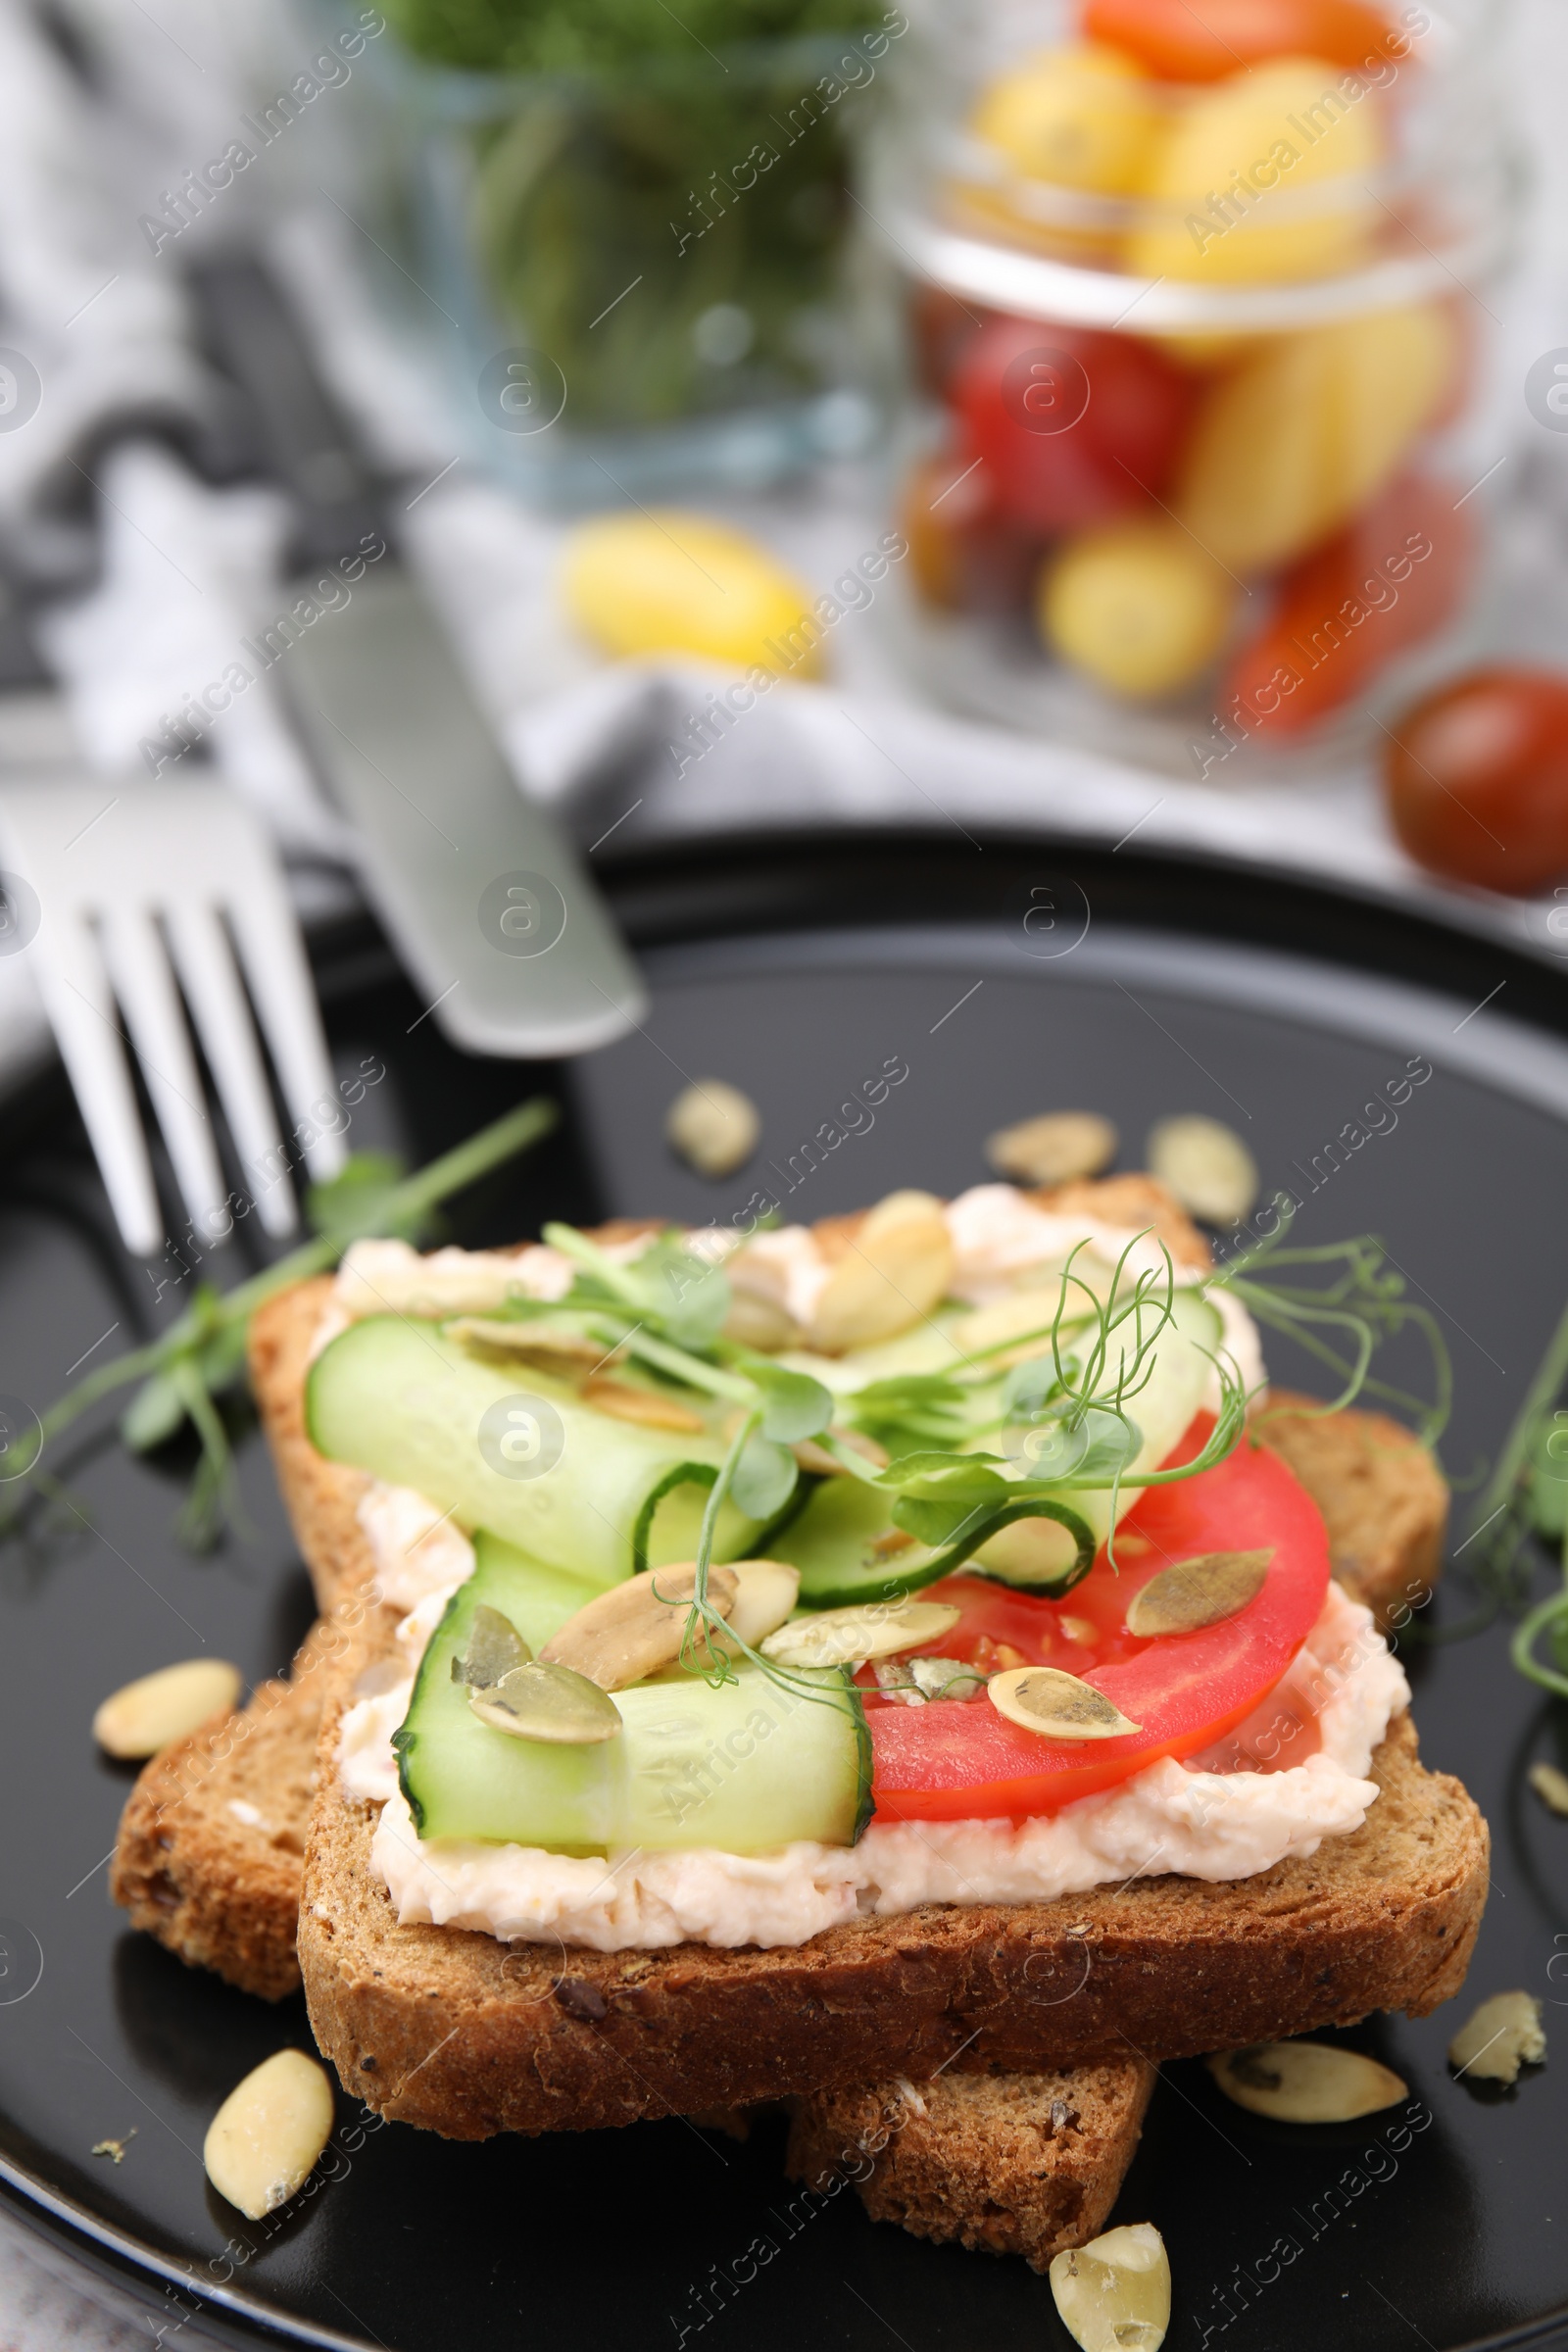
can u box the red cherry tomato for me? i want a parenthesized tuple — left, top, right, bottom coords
(1382, 668, 1568, 895)
(899, 449, 1045, 613)
(868, 1417, 1331, 1821)
(951, 317, 1193, 536)
(1081, 0, 1404, 82)
(1221, 475, 1476, 740)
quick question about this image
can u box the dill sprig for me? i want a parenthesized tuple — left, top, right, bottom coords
(0, 1098, 560, 1549)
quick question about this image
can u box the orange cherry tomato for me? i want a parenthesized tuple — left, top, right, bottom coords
(898, 449, 1044, 613)
(1382, 668, 1568, 895)
(1220, 474, 1475, 739)
(867, 1416, 1331, 1821)
(1081, 0, 1404, 81)
(951, 316, 1194, 535)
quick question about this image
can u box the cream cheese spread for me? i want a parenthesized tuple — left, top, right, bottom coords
(342, 1584, 1406, 1953)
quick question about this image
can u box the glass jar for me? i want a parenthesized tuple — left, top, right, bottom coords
(340, 4, 906, 506)
(866, 0, 1517, 779)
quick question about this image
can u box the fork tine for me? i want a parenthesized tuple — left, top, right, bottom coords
(28, 910, 164, 1257)
(221, 861, 348, 1184)
(98, 904, 232, 1249)
(164, 902, 299, 1239)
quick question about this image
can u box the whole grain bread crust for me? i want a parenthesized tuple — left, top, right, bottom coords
(1258, 1390, 1447, 1629)
(785, 2060, 1156, 2271)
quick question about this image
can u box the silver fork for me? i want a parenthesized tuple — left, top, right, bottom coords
(0, 777, 347, 1258)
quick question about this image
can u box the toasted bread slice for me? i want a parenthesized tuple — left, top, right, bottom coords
(109, 1619, 337, 2000)
(786, 2060, 1157, 2272)
(1257, 1390, 1447, 1628)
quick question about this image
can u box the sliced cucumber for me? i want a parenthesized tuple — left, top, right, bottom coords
(307, 1318, 762, 1587)
(767, 1473, 947, 1608)
(395, 1539, 869, 1852)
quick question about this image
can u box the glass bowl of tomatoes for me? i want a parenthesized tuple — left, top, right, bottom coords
(869, 0, 1517, 779)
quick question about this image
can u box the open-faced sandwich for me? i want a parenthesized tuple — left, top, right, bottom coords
(112, 1169, 1485, 2277)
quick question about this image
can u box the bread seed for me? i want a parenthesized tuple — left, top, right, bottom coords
(539, 1561, 738, 1690)
(1447, 1991, 1546, 2084)
(203, 2050, 334, 2220)
(92, 1659, 243, 1759)
(1207, 2041, 1406, 2121)
(808, 1192, 955, 1353)
(1528, 1761, 1568, 1817)
(988, 1665, 1142, 1741)
(583, 1376, 707, 1434)
(1124, 1549, 1273, 1637)
(1051, 2222, 1170, 2352)
(666, 1081, 760, 1179)
(470, 1660, 623, 1742)
(986, 1110, 1117, 1188)
(760, 1598, 961, 1669)
(1147, 1115, 1258, 1225)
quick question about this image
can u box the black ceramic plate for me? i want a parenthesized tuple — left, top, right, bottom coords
(4, 833, 1568, 2352)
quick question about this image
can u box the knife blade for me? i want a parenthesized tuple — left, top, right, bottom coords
(188, 256, 648, 1057)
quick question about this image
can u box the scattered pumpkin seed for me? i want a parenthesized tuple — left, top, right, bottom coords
(760, 1597, 961, 1669)
(582, 1376, 708, 1434)
(452, 1603, 531, 1690)
(470, 1659, 622, 1743)
(1447, 1991, 1546, 2084)
(92, 1659, 243, 1759)
(203, 2050, 334, 2221)
(666, 1080, 760, 1179)
(986, 1109, 1117, 1188)
(791, 1428, 889, 1477)
(540, 1561, 738, 1690)
(1050, 2222, 1170, 2352)
(988, 1665, 1142, 1741)
(1528, 1761, 1568, 1818)
(1124, 1549, 1273, 1638)
(721, 1287, 801, 1351)
(1147, 1114, 1258, 1225)
(808, 1191, 955, 1354)
(1207, 2041, 1406, 2122)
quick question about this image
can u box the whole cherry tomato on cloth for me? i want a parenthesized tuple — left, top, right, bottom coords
(1081, 0, 1407, 82)
(1382, 668, 1568, 895)
(1220, 474, 1475, 738)
(952, 316, 1193, 534)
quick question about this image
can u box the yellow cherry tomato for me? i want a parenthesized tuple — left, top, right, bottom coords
(562, 512, 822, 676)
(1175, 304, 1458, 572)
(1128, 55, 1383, 284)
(1040, 518, 1235, 698)
(970, 46, 1161, 196)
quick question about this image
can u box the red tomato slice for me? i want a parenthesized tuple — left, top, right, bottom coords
(867, 1415, 1330, 1821)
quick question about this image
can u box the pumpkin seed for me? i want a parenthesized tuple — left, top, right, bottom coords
(452, 1603, 531, 1690)
(582, 1376, 707, 1434)
(722, 1286, 801, 1351)
(1447, 1991, 1546, 2083)
(92, 1659, 243, 1759)
(469, 1659, 622, 1743)
(988, 1665, 1142, 1741)
(1528, 1761, 1568, 1818)
(1147, 1114, 1258, 1225)
(1050, 2222, 1170, 2352)
(808, 1191, 955, 1354)
(539, 1561, 738, 1690)
(1207, 2040, 1406, 2121)
(791, 1428, 890, 1478)
(760, 1598, 961, 1669)
(446, 1317, 611, 1367)
(666, 1080, 760, 1179)
(711, 1559, 801, 1653)
(204, 2050, 335, 2221)
(1124, 1549, 1273, 1638)
(986, 1109, 1117, 1188)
